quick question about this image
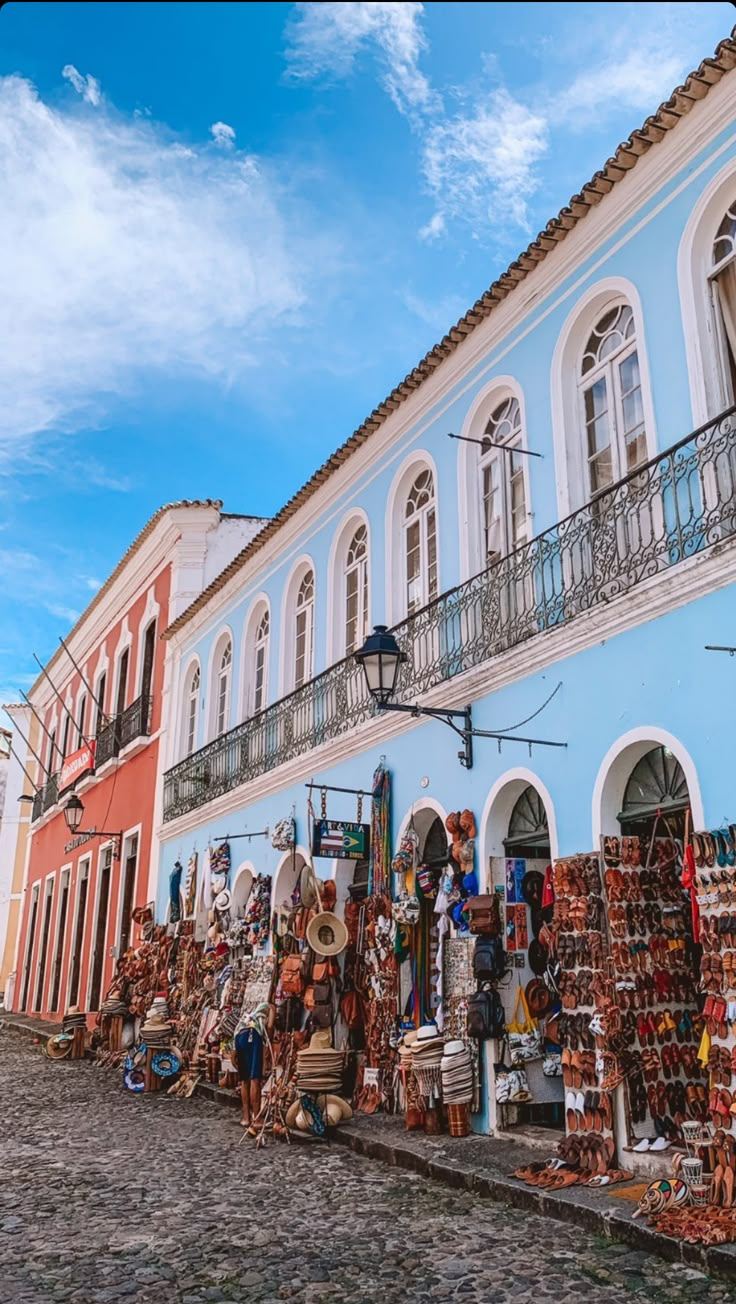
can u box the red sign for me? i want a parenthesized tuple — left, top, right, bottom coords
(60, 741, 96, 793)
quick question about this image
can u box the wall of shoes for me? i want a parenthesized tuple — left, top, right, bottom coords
(553, 853, 617, 1173)
(601, 834, 707, 1153)
(693, 827, 736, 1138)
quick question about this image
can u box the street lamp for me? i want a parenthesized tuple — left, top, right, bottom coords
(62, 794, 122, 859)
(354, 624, 568, 769)
(354, 625, 474, 768)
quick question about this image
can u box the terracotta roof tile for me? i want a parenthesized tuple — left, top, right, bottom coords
(164, 27, 736, 641)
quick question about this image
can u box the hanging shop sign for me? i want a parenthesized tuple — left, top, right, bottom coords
(311, 819, 370, 860)
(59, 741, 96, 793)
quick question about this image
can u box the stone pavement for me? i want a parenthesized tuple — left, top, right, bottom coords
(0, 1025, 732, 1304)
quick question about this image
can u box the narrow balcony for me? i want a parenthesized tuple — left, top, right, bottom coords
(161, 405, 736, 823)
(30, 694, 153, 822)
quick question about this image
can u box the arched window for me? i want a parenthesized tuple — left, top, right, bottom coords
(404, 469, 437, 614)
(578, 302, 646, 497)
(251, 609, 269, 715)
(214, 641, 232, 736)
(479, 397, 529, 563)
(344, 524, 369, 655)
(184, 663, 200, 757)
(294, 571, 314, 688)
(710, 202, 736, 405)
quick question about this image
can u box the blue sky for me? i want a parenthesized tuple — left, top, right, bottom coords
(0, 0, 732, 703)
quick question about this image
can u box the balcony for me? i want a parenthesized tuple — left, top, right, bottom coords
(162, 406, 736, 823)
(31, 694, 153, 821)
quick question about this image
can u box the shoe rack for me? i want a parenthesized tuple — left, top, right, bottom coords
(552, 853, 617, 1171)
(602, 834, 707, 1146)
(693, 827, 736, 1143)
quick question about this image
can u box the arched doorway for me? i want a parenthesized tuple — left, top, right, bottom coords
(603, 742, 704, 1149)
(500, 785, 559, 1134)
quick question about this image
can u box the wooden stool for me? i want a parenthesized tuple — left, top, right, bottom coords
(144, 1046, 163, 1093)
(70, 1027, 87, 1060)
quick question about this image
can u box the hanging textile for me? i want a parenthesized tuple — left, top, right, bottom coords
(184, 852, 198, 919)
(369, 761, 391, 896)
(169, 860, 183, 923)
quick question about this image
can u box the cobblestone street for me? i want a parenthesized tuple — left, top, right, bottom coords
(0, 1026, 732, 1304)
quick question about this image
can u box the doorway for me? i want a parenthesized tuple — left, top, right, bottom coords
(117, 835, 138, 957)
(115, 649, 129, 718)
(34, 878, 55, 1011)
(19, 885, 40, 1012)
(49, 869, 70, 1012)
(501, 786, 562, 1132)
(88, 848, 112, 1012)
(610, 745, 704, 1144)
(67, 860, 90, 1009)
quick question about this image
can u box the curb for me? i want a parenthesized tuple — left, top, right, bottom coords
(330, 1122, 736, 1281)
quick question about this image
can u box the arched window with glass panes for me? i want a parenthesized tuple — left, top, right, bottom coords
(479, 396, 529, 565)
(214, 641, 232, 737)
(404, 469, 437, 615)
(294, 571, 314, 689)
(710, 202, 736, 405)
(183, 663, 200, 757)
(250, 608, 269, 715)
(578, 302, 647, 498)
(344, 524, 369, 655)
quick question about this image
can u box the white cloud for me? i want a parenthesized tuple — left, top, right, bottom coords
(418, 211, 445, 242)
(0, 72, 316, 452)
(62, 63, 101, 107)
(554, 45, 687, 128)
(285, 1, 437, 123)
(45, 603, 81, 626)
(210, 120, 236, 147)
(422, 90, 548, 237)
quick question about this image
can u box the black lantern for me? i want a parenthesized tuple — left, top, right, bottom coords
(63, 793, 85, 834)
(354, 625, 406, 706)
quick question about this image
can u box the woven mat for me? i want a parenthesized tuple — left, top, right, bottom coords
(609, 1182, 649, 1203)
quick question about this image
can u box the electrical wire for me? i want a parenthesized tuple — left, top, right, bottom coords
(485, 680, 562, 736)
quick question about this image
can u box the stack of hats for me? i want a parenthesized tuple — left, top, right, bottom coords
(296, 1047, 344, 1094)
(411, 1025, 445, 1099)
(398, 1027, 418, 1073)
(140, 996, 172, 1048)
(100, 992, 128, 1017)
(441, 1040, 474, 1104)
(62, 1006, 87, 1030)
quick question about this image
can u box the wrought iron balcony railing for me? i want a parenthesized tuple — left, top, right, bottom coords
(31, 696, 153, 821)
(164, 403, 735, 823)
(119, 694, 152, 750)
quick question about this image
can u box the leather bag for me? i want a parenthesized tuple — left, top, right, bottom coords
(467, 894, 501, 936)
(467, 989, 505, 1039)
(281, 954, 305, 997)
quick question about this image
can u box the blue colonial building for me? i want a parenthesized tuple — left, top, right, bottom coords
(155, 32, 736, 1144)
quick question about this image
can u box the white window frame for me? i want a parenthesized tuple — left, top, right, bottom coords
(33, 872, 56, 1012)
(343, 524, 369, 656)
(250, 609, 270, 715)
(48, 864, 72, 1013)
(183, 660, 201, 757)
(577, 301, 647, 500)
(403, 469, 438, 616)
(214, 641, 232, 736)
(86, 841, 114, 1013)
(478, 397, 529, 564)
(294, 571, 315, 690)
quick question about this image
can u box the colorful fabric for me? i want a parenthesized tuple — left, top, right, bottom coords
(184, 852, 198, 918)
(169, 861, 183, 923)
(369, 763, 391, 896)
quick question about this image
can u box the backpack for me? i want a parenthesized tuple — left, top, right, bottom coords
(473, 935, 507, 983)
(467, 989, 505, 1040)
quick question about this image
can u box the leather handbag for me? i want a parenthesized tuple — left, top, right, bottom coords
(304, 982, 330, 1009)
(467, 894, 501, 936)
(313, 959, 338, 983)
(281, 954, 305, 996)
(310, 1002, 333, 1028)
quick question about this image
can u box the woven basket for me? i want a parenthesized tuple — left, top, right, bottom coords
(447, 1103, 470, 1137)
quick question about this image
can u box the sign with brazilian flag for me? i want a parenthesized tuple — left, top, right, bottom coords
(311, 819, 370, 861)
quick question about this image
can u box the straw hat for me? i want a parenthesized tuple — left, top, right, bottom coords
(416, 1024, 439, 1042)
(306, 911, 348, 957)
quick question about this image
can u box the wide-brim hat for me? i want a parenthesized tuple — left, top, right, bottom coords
(306, 911, 348, 957)
(45, 1034, 73, 1059)
(151, 1051, 181, 1079)
(528, 937, 549, 976)
(442, 1040, 466, 1057)
(124, 1069, 145, 1093)
(416, 1023, 439, 1042)
(214, 889, 232, 912)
